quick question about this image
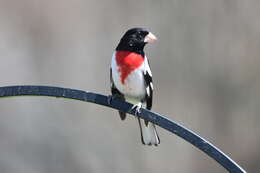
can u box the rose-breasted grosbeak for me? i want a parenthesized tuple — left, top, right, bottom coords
(110, 28, 160, 146)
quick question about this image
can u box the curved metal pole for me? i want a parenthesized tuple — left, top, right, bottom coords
(0, 85, 246, 173)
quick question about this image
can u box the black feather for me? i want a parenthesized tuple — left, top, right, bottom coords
(143, 70, 153, 110)
(110, 68, 126, 120)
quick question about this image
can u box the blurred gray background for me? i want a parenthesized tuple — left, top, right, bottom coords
(0, 0, 259, 172)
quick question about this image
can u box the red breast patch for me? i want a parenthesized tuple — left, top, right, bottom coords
(116, 51, 144, 84)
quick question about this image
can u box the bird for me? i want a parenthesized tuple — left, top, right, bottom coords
(109, 28, 160, 146)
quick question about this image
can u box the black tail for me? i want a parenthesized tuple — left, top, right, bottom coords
(119, 111, 126, 120)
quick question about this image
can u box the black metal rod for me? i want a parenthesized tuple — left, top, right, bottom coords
(0, 85, 246, 173)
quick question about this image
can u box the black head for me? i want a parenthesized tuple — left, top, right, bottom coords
(116, 28, 157, 55)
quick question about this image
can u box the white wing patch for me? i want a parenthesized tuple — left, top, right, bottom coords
(150, 82, 153, 90)
(146, 86, 150, 96)
(144, 56, 152, 77)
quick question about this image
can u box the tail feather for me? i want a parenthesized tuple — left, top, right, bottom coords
(138, 118, 160, 146)
(119, 111, 127, 120)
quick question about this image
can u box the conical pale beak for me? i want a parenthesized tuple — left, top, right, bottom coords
(144, 32, 157, 43)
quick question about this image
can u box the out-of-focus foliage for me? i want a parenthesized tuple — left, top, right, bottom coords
(0, 0, 259, 172)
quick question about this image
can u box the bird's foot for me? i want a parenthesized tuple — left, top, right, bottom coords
(131, 102, 142, 116)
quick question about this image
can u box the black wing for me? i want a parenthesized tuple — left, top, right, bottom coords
(143, 58, 153, 110)
(110, 68, 126, 120)
(110, 68, 121, 95)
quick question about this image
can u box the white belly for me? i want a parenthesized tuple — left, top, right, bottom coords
(113, 67, 145, 98)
